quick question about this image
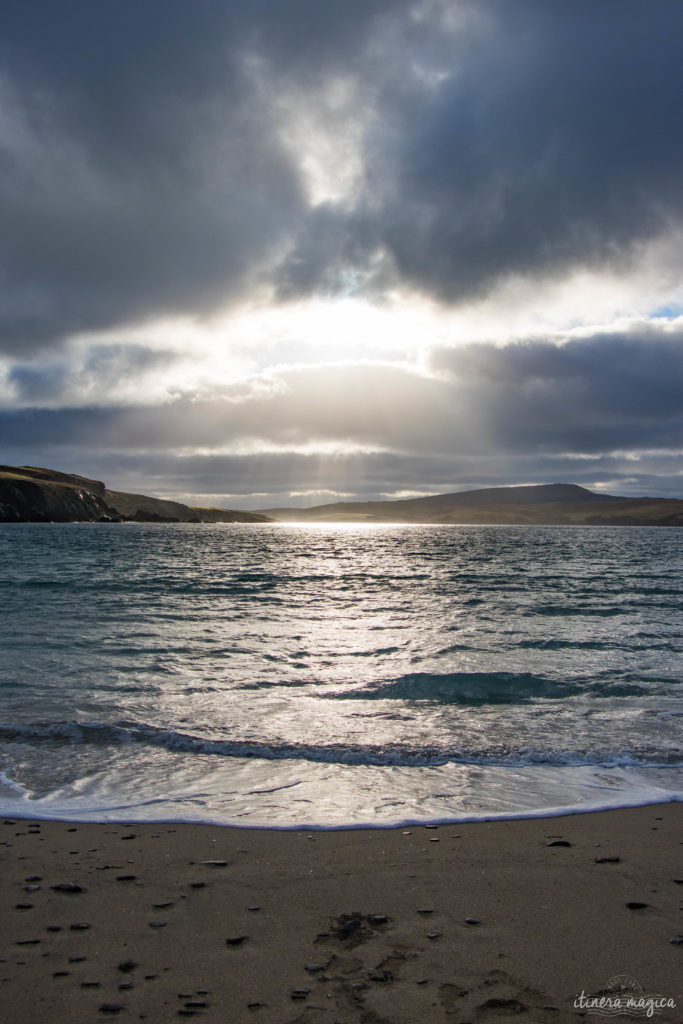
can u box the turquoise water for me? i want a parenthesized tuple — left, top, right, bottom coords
(0, 522, 681, 826)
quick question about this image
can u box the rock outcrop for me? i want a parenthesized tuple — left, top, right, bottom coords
(0, 466, 272, 524)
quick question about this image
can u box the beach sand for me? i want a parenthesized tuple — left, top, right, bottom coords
(1, 803, 680, 1023)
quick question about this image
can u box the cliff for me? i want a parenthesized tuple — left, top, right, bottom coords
(0, 466, 271, 524)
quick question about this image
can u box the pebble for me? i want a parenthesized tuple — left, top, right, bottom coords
(595, 856, 621, 864)
(51, 882, 86, 893)
(25, 875, 42, 882)
(15, 903, 33, 910)
(426, 931, 441, 940)
(369, 914, 388, 925)
(46, 926, 62, 933)
(70, 923, 91, 931)
(465, 917, 481, 925)
(545, 840, 572, 848)
(417, 908, 434, 915)
(152, 902, 174, 909)
(670, 937, 683, 945)
(98, 1004, 123, 1013)
(149, 921, 167, 928)
(24, 885, 40, 892)
(247, 906, 260, 912)
(190, 882, 205, 889)
(626, 901, 650, 910)
(305, 963, 325, 972)
(81, 981, 101, 989)
(291, 989, 310, 1000)
(198, 860, 227, 867)
(118, 960, 138, 973)
(52, 971, 69, 978)
(226, 935, 248, 946)
(116, 875, 136, 882)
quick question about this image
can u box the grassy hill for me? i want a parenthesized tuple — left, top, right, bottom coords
(260, 483, 683, 526)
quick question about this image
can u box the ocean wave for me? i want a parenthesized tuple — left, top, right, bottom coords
(318, 671, 668, 705)
(0, 719, 679, 769)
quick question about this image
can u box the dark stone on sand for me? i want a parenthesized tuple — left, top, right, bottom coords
(81, 981, 102, 989)
(119, 983, 134, 990)
(247, 1002, 266, 1009)
(670, 937, 683, 945)
(429, 837, 440, 842)
(595, 856, 621, 863)
(425, 825, 438, 829)
(369, 914, 388, 925)
(545, 840, 572, 847)
(69, 956, 86, 962)
(190, 882, 205, 888)
(152, 902, 174, 909)
(338, 917, 361, 936)
(116, 875, 136, 882)
(369, 970, 391, 982)
(417, 908, 434, 915)
(305, 963, 325, 972)
(16, 939, 40, 945)
(99, 1004, 123, 1013)
(24, 885, 40, 892)
(46, 926, 62, 932)
(52, 971, 69, 977)
(15, 903, 33, 910)
(149, 921, 167, 928)
(626, 901, 650, 910)
(118, 960, 138, 973)
(199, 860, 228, 867)
(247, 906, 260, 911)
(51, 882, 86, 893)
(426, 932, 441, 940)
(185, 1002, 208, 1009)
(25, 875, 42, 881)
(121, 834, 137, 840)
(226, 935, 248, 946)
(481, 997, 527, 1013)
(465, 917, 482, 925)
(70, 923, 90, 930)
(291, 989, 310, 999)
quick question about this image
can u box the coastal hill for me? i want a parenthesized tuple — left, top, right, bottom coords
(261, 482, 683, 526)
(1, 466, 681, 525)
(0, 465, 271, 523)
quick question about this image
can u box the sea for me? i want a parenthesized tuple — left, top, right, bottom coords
(0, 522, 681, 828)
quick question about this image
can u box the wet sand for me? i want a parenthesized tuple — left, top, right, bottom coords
(1, 803, 681, 1023)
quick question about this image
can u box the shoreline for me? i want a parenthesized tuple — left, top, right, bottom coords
(1, 803, 681, 1023)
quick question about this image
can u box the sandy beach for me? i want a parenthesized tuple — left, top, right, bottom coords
(1, 803, 680, 1023)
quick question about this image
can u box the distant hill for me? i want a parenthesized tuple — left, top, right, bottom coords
(0, 466, 272, 523)
(260, 483, 683, 526)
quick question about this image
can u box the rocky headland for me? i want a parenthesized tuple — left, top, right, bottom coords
(0, 466, 271, 523)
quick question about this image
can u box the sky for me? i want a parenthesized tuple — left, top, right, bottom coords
(1, 0, 682, 509)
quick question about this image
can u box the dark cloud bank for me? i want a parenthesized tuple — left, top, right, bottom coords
(1, 1, 682, 502)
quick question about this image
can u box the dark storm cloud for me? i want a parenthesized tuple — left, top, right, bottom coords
(3, 1, 683, 355)
(0, 1, 383, 354)
(279, 0, 683, 300)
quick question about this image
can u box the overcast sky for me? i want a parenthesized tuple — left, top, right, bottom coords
(2, 0, 682, 507)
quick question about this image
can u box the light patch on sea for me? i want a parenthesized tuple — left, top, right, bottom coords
(0, 523, 680, 827)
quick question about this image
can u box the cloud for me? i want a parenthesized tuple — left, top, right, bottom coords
(3, 1, 683, 358)
(1, 325, 681, 502)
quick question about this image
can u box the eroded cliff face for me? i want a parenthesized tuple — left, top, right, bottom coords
(0, 467, 120, 522)
(0, 466, 272, 523)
